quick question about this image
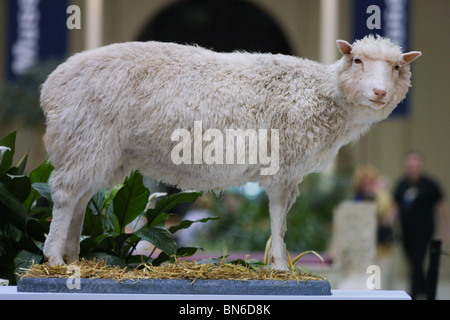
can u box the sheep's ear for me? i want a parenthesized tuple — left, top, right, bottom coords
(403, 51, 422, 64)
(336, 40, 353, 55)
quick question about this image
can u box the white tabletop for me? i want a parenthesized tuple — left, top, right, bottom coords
(0, 286, 410, 300)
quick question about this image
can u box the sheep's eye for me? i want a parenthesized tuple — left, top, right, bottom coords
(353, 58, 362, 64)
(394, 65, 400, 71)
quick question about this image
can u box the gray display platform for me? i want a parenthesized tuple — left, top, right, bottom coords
(0, 286, 411, 300)
(17, 277, 331, 296)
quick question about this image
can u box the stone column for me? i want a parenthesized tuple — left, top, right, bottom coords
(333, 200, 377, 289)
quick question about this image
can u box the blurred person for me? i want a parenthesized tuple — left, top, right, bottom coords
(353, 165, 395, 246)
(390, 151, 449, 299)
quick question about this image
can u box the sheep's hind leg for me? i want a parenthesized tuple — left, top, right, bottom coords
(63, 189, 95, 263)
(44, 190, 83, 265)
(266, 183, 300, 271)
(43, 171, 90, 265)
(62, 161, 129, 263)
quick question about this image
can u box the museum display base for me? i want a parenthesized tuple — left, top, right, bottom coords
(17, 277, 331, 295)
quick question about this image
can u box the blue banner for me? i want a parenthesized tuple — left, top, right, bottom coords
(353, 0, 411, 117)
(6, 0, 68, 79)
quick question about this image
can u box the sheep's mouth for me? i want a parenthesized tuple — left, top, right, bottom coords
(369, 100, 386, 107)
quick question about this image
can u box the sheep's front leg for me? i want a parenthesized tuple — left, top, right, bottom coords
(267, 183, 300, 271)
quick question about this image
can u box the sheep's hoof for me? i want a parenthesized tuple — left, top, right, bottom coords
(272, 261, 289, 272)
(63, 253, 79, 264)
(45, 255, 65, 266)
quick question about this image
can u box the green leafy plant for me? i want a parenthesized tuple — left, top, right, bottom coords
(0, 131, 218, 284)
(0, 132, 53, 284)
(262, 235, 324, 272)
(79, 172, 218, 267)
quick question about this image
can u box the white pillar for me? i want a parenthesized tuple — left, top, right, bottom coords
(85, 0, 104, 50)
(320, 0, 339, 174)
(320, 0, 339, 64)
(333, 201, 377, 289)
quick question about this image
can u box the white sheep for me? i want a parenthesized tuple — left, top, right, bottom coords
(41, 35, 421, 269)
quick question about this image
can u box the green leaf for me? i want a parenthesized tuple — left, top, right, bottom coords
(150, 251, 170, 266)
(104, 185, 122, 208)
(168, 216, 220, 234)
(29, 205, 52, 221)
(31, 183, 53, 205)
(113, 171, 149, 232)
(0, 173, 31, 203)
(107, 206, 121, 233)
(149, 213, 170, 227)
(26, 218, 48, 242)
(121, 234, 141, 259)
(32, 240, 45, 252)
(288, 250, 324, 270)
(29, 161, 53, 184)
(85, 252, 127, 268)
(113, 233, 135, 253)
(83, 206, 103, 238)
(126, 254, 150, 267)
(79, 236, 97, 257)
(14, 250, 43, 278)
(0, 182, 28, 231)
(89, 190, 107, 216)
(151, 247, 200, 266)
(135, 227, 177, 256)
(146, 190, 202, 224)
(0, 132, 16, 176)
(23, 161, 53, 212)
(16, 153, 28, 175)
(84, 190, 110, 237)
(175, 246, 200, 258)
(94, 232, 120, 246)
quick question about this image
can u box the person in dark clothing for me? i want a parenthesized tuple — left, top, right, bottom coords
(391, 151, 449, 299)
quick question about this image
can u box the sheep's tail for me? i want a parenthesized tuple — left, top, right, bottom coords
(43, 133, 49, 148)
(40, 79, 53, 116)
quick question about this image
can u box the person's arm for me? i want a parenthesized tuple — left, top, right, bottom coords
(437, 200, 450, 244)
(385, 180, 403, 226)
(384, 203, 398, 226)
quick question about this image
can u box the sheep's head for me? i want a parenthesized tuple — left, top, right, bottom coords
(335, 35, 421, 113)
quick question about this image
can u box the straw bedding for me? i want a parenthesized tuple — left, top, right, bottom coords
(18, 259, 324, 282)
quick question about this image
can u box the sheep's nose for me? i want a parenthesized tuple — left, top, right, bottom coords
(373, 88, 387, 98)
